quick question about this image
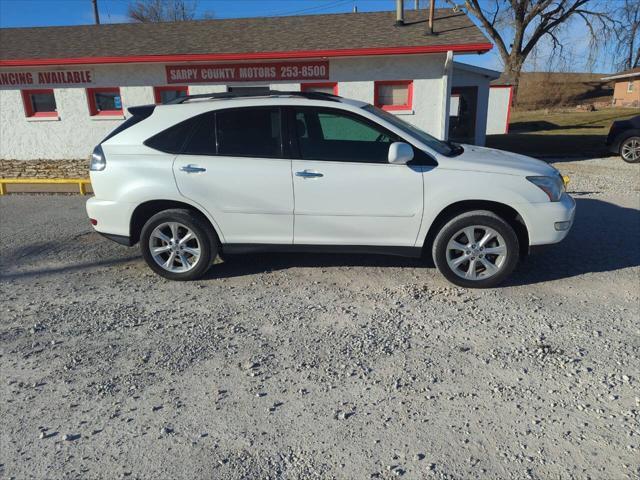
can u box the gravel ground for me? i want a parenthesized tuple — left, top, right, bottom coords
(1, 156, 639, 480)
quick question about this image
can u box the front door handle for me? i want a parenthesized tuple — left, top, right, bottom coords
(180, 164, 206, 173)
(295, 170, 323, 178)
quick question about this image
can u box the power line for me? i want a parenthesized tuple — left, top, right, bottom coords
(267, 0, 355, 17)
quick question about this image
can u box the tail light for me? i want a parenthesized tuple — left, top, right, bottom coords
(90, 144, 106, 171)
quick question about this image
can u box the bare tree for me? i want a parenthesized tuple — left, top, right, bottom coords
(450, 0, 613, 99)
(611, 0, 640, 70)
(128, 0, 212, 22)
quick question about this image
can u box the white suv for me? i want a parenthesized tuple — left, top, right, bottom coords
(86, 91, 575, 288)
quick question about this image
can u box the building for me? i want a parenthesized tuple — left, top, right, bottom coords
(601, 68, 640, 107)
(0, 8, 498, 161)
(450, 62, 512, 143)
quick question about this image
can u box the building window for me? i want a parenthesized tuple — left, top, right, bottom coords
(374, 80, 413, 111)
(154, 86, 189, 104)
(87, 87, 123, 116)
(21, 89, 57, 118)
(301, 82, 338, 95)
(628, 81, 635, 93)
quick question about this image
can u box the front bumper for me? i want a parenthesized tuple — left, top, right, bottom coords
(522, 193, 576, 247)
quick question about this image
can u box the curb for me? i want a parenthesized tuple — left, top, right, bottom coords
(0, 178, 92, 195)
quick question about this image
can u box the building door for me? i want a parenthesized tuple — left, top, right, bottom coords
(290, 106, 423, 246)
(449, 87, 478, 144)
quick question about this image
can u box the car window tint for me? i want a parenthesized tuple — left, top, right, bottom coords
(145, 116, 201, 154)
(182, 113, 216, 155)
(317, 113, 383, 142)
(294, 108, 398, 163)
(216, 108, 282, 158)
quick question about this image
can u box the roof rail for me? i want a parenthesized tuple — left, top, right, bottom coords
(165, 89, 342, 104)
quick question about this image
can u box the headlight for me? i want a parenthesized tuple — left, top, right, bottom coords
(527, 175, 564, 202)
(90, 144, 106, 171)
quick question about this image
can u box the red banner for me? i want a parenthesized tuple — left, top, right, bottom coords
(165, 61, 329, 84)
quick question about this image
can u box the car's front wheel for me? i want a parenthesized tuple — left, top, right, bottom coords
(432, 210, 520, 288)
(620, 136, 640, 163)
(140, 209, 217, 281)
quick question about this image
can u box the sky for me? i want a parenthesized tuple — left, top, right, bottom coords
(0, 0, 621, 73)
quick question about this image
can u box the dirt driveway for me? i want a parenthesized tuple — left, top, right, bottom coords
(1, 156, 639, 479)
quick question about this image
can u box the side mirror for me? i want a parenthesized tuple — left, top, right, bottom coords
(388, 142, 414, 165)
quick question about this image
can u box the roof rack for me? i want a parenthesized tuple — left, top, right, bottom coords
(166, 89, 342, 104)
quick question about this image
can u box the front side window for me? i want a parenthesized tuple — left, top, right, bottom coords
(216, 107, 282, 158)
(154, 86, 188, 104)
(364, 104, 461, 157)
(374, 80, 413, 111)
(21, 89, 57, 117)
(293, 107, 399, 163)
(87, 88, 122, 116)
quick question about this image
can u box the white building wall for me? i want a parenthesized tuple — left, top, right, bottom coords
(486, 86, 512, 135)
(1, 54, 449, 160)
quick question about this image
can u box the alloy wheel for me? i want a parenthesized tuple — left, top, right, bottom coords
(621, 138, 640, 162)
(446, 225, 507, 280)
(148, 222, 201, 273)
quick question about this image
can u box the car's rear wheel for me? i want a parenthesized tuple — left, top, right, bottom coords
(432, 210, 520, 288)
(140, 209, 216, 281)
(620, 136, 640, 163)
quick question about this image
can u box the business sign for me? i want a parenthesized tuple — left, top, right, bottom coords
(165, 61, 329, 84)
(0, 69, 94, 88)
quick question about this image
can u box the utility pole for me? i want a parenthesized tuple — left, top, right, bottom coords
(415, 0, 419, 9)
(428, 0, 435, 34)
(395, 0, 404, 26)
(92, 0, 100, 24)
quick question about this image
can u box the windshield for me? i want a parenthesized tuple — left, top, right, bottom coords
(363, 105, 462, 157)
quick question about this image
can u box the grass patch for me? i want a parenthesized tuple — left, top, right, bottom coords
(486, 108, 639, 157)
(515, 72, 613, 110)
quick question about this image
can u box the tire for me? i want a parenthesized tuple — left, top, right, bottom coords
(620, 136, 640, 163)
(432, 210, 520, 288)
(140, 208, 217, 281)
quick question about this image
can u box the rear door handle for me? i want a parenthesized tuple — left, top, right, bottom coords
(295, 170, 323, 178)
(180, 164, 206, 173)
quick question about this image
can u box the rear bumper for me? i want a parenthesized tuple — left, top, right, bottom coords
(86, 197, 134, 241)
(98, 231, 133, 246)
(522, 193, 576, 247)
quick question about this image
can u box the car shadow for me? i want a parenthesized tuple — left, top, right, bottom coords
(3, 198, 636, 287)
(506, 197, 640, 285)
(206, 197, 639, 286)
(0, 255, 140, 281)
(206, 252, 427, 280)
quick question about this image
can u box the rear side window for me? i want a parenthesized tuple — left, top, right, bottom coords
(145, 107, 282, 157)
(216, 108, 281, 158)
(145, 116, 203, 153)
(102, 115, 145, 143)
(182, 113, 216, 155)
